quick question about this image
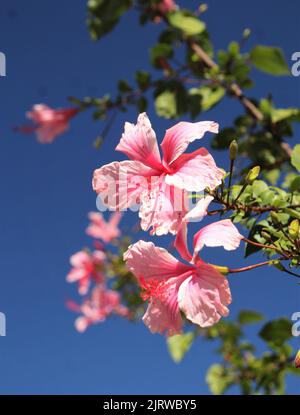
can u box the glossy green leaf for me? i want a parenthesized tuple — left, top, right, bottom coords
(249, 45, 289, 76)
(155, 90, 177, 118)
(189, 86, 225, 111)
(168, 11, 206, 36)
(167, 333, 194, 363)
(259, 318, 292, 347)
(87, 0, 132, 40)
(206, 364, 234, 395)
(291, 144, 300, 172)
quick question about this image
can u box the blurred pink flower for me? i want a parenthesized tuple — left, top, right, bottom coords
(124, 220, 243, 336)
(86, 211, 122, 243)
(66, 249, 105, 295)
(93, 113, 223, 235)
(67, 285, 129, 332)
(17, 104, 78, 143)
(158, 0, 177, 13)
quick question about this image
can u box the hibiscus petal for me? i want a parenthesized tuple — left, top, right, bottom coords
(183, 195, 213, 223)
(143, 297, 182, 336)
(124, 240, 192, 281)
(92, 160, 156, 210)
(139, 178, 189, 235)
(26, 104, 53, 122)
(174, 223, 192, 263)
(86, 212, 121, 242)
(108, 211, 122, 228)
(193, 219, 243, 260)
(165, 148, 223, 192)
(116, 113, 162, 170)
(35, 122, 69, 143)
(178, 264, 232, 327)
(161, 120, 219, 166)
(69, 251, 90, 268)
(75, 316, 90, 332)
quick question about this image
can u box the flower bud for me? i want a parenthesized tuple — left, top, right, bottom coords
(242, 28, 251, 39)
(288, 219, 299, 240)
(270, 211, 280, 224)
(245, 166, 260, 183)
(229, 140, 238, 161)
(199, 4, 208, 13)
(295, 349, 300, 369)
(261, 231, 271, 240)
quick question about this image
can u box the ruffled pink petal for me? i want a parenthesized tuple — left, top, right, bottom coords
(183, 195, 213, 223)
(161, 120, 219, 166)
(178, 263, 232, 327)
(142, 295, 182, 336)
(165, 148, 223, 192)
(116, 113, 162, 170)
(92, 160, 157, 210)
(124, 240, 192, 281)
(139, 177, 189, 235)
(193, 219, 243, 260)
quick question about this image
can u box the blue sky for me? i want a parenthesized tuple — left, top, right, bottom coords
(0, 0, 299, 394)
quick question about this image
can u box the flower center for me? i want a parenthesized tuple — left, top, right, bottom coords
(139, 278, 167, 302)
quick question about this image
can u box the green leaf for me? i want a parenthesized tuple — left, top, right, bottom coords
(251, 180, 269, 198)
(135, 71, 151, 89)
(118, 79, 132, 93)
(249, 45, 290, 76)
(291, 144, 300, 172)
(168, 11, 206, 36)
(263, 169, 280, 185)
(167, 333, 194, 363)
(189, 86, 225, 112)
(259, 318, 292, 347)
(282, 173, 298, 189)
(155, 90, 177, 118)
(271, 108, 300, 123)
(238, 310, 265, 325)
(206, 364, 234, 395)
(136, 96, 147, 112)
(291, 176, 300, 192)
(245, 225, 264, 258)
(87, 0, 132, 40)
(150, 43, 173, 68)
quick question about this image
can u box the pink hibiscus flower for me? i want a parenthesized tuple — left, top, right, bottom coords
(124, 219, 243, 336)
(86, 211, 122, 243)
(93, 113, 223, 235)
(17, 104, 78, 143)
(66, 249, 105, 295)
(67, 285, 129, 332)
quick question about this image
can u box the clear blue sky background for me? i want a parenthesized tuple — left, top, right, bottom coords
(0, 0, 299, 394)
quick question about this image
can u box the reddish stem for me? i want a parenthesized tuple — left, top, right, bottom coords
(228, 260, 277, 274)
